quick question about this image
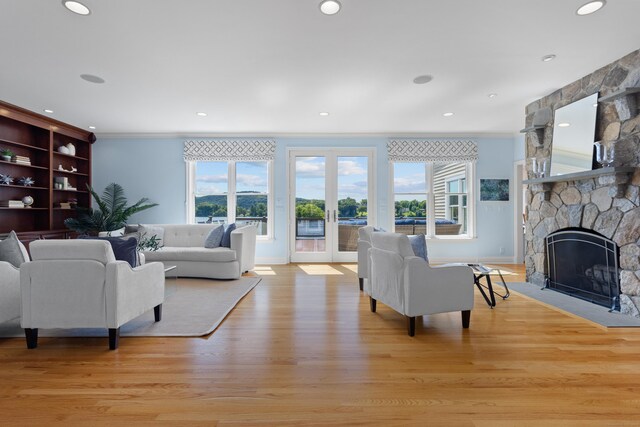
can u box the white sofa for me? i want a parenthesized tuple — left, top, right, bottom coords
(0, 240, 29, 325)
(141, 224, 257, 280)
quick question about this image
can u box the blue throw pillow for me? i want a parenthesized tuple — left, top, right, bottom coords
(221, 223, 237, 248)
(204, 224, 225, 248)
(408, 234, 429, 263)
(80, 235, 139, 267)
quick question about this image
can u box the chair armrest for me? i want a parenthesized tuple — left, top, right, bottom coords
(105, 261, 165, 328)
(231, 225, 257, 273)
(405, 258, 474, 316)
(0, 261, 21, 324)
(357, 239, 371, 278)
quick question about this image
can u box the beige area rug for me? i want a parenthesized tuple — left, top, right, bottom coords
(0, 277, 260, 337)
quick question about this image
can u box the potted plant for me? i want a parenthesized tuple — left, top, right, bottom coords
(1, 148, 14, 162)
(64, 182, 158, 235)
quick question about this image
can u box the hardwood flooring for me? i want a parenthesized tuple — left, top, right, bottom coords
(2, 263, 640, 425)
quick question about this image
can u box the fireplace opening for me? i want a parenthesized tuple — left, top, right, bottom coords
(545, 228, 620, 311)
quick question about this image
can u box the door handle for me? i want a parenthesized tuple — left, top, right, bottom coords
(333, 210, 337, 222)
(326, 210, 330, 222)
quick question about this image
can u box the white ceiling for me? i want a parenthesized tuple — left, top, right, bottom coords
(1, 0, 639, 137)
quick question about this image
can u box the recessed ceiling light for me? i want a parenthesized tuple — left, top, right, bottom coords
(43, 109, 54, 114)
(319, 0, 341, 15)
(443, 112, 454, 117)
(413, 75, 433, 85)
(542, 54, 556, 62)
(196, 112, 207, 117)
(88, 126, 96, 130)
(558, 122, 571, 127)
(319, 112, 330, 116)
(577, 1, 606, 15)
(62, 1, 91, 15)
(488, 93, 498, 98)
(80, 74, 105, 84)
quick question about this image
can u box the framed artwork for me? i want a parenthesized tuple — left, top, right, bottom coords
(480, 179, 509, 201)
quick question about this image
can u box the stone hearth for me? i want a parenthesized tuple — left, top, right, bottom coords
(525, 168, 640, 316)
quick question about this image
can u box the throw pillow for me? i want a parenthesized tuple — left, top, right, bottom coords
(204, 224, 225, 248)
(408, 234, 429, 263)
(124, 224, 140, 234)
(221, 223, 237, 248)
(0, 230, 27, 268)
(79, 235, 139, 267)
(138, 224, 165, 247)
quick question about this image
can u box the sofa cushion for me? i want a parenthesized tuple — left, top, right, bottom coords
(221, 223, 236, 248)
(79, 235, 139, 267)
(204, 224, 225, 248)
(138, 224, 165, 247)
(408, 234, 429, 263)
(0, 230, 27, 268)
(143, 246, 238, 263)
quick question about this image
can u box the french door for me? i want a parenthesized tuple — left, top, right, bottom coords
(289, 148, 375, 263)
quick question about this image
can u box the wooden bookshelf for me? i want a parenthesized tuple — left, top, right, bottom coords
(0, 100, 95, 240)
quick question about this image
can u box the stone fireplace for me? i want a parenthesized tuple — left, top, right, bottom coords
(524, 49, 640, 317)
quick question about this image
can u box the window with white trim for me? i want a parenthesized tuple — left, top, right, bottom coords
(189, 160, 273, 238)
(392, 161, 474, 238)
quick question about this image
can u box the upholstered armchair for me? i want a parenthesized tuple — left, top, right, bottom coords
(20, 240, 165, 350)
(367, 232, 475, 336)
(0, 239, 29, 325)
(357, 225, 375, 291)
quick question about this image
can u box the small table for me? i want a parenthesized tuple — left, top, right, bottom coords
(468, 264, 510, 308)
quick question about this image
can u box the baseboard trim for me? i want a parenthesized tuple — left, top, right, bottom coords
(256, 257, 288, 265)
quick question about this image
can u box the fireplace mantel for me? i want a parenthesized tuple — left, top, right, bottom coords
(523, 167, 636, 185)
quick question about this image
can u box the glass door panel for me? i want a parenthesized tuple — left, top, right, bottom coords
(293, 156, 328, 258)
(336, 156, 369, 253)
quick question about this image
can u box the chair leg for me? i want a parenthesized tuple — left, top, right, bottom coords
(359, 277, 364, 291)
(154, 304, 162, 322)
(25, 328, 38, 349)
(407, 316, 416, 337)
(109, 328, 120, 350)
(369, 296, 377, 312)
(462, 310, 471, 328)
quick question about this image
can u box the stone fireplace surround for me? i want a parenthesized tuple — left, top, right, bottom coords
(524, 49, 640, 317)
(524, 167, 640, 316)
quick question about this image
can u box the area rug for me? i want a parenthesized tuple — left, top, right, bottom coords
(0, 277, 260, 337)
(509, 282, 640, 328)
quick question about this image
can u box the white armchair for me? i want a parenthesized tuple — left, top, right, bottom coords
(0, 239, 29, 325)
(367, 232, 475, 336)
(20, 240, 165, 350)
(357, 225, 375, 291)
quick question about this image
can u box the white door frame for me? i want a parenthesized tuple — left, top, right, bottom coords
(287, 147, 376, 263)
(513, 159, 526, 263)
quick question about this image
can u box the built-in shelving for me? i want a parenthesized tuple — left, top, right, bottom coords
(0, 100, 95, 238)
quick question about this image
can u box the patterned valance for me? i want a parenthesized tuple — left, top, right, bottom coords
(184, 139, 276, 161)
(387, 139, 478, 162)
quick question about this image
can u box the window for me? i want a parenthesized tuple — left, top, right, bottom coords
(189, 160, 272, 238)
(392, 161, 474, 238)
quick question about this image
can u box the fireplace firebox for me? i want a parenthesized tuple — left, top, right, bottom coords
(545, 228, 620, 311)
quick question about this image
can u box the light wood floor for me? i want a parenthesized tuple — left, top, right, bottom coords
(2, 264, 640, 425)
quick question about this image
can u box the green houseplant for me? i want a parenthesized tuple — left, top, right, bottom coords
(1, 148, 14, 161)
(64, 182, 158, 235)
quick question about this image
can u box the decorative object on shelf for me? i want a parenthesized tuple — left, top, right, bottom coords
(18, 177, 34, 186)
(64, 183, 159, 236)
(57, 164, 79, 173)
(66, 142, 76, 156)
(595, 141, 616, 168)
(58, 145, 70, 155)
(530, 157, 548, 178)
(54, 176, 69, 190)
(21, 196, 34, 208)
(71, 166, 77, 172)
(1, 148, 14, 162)
(12, 155, 31, 165)
(480, 179, 510, 201)
(0, 174, 14, 185)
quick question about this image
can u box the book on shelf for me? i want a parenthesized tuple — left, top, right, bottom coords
(0, 200, 25, 208)
(58, 202, 72, 209)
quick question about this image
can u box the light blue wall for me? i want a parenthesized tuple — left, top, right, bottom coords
(93, 135, 518, 263)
